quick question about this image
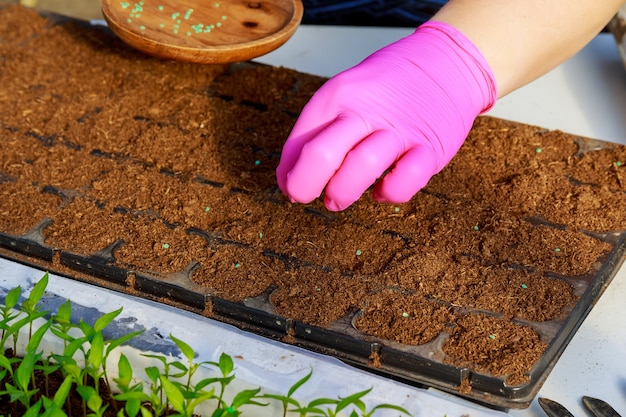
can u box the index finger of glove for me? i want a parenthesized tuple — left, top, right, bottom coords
(283, 112, 370, 203)
(276, 108, 330, 192)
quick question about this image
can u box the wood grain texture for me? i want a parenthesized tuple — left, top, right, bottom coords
(101, 0, 303, 63)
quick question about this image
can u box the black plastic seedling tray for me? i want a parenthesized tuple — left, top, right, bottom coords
(2, 206, 625, 410)
(1, 7, 626, 410)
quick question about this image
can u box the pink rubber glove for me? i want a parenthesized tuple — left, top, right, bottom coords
(276, 21, 497, 211)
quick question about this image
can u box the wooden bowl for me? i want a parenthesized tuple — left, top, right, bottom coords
(101, 0, 303, 64)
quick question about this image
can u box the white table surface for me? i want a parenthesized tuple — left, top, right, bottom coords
(1, 24, 625, 417)
(260, 26, 626, 417)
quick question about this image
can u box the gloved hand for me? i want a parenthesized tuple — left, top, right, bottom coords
(276, 21, 497, 211)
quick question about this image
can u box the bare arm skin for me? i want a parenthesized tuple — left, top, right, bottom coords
(433, 0, 625, 97)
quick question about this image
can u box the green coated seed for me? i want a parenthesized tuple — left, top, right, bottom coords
(535, 147, 542, 153)
(473, 225, 479, 231)
(255, 160, 261, 166)
(488, 334, 496, 339)
(162, 243, 170, 249)
(394, 206, 400, 213)
(234, 262, 241, 268)
(401, 312, 409, 318)
(356, 250, 362, 256)
(555, 248, 561, 252)
(521, 283, 528, 289)
(157, 5, 164, 11)
(616, 161, 623, 167)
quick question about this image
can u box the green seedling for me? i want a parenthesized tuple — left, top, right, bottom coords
(160, 374, 218, 417)
(140, 359, 176, 416)
(36, 374, 74, 416)
(166, 334, 225, 415)
(262, 368, 313, 417)
(77, 384, 109, 417)
(293, 388, 410, 417)
(50, 299, 73, 349)
(112, 353, 151, 417)
(212, 387, 265, 417)
(22, 272, 50, 340)
(0, 318, 52, 409)
(33, 348, 62, 399)
(1, 273, 49, 356)
(191, 351, 236, 410)
(0, 284, 22, 341)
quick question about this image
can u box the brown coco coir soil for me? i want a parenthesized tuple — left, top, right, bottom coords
(1, 4, 626, 389)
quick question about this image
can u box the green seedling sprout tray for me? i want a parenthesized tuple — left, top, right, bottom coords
(1, 6, 625, 410)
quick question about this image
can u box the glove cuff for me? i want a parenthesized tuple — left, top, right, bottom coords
(416, 20, 498, 114)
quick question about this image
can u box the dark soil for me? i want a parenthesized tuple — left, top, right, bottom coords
(1, 4, 626, 398)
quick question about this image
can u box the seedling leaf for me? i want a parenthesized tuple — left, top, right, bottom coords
(89, 331, 105, 369)
(219, 352, 234, 376)
(144, 366, 161, 382)
(22, 398, 42, 417)
(336, 388, 372, 412)
(52, 375, 73, 406)
(54, 299, 72, 326)
(288, 368, 313, 397)
(0, 354, 13, 372)
(231, 387, 263, 408)
(23, 272, 48, 311)
(115, 353, 133, 387)
(170, 333, 195, 362)
(368, 403, 412, 416)
(94, 306, 123, 332)
(77, 384, 105, 412)
(106, 329, 145, 354)
(16, 350, 39, 392)
(4, 285, 22, 310)
(160, 375, 185, 412)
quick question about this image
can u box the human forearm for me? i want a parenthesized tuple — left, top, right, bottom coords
(433, 0, 625, 97)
